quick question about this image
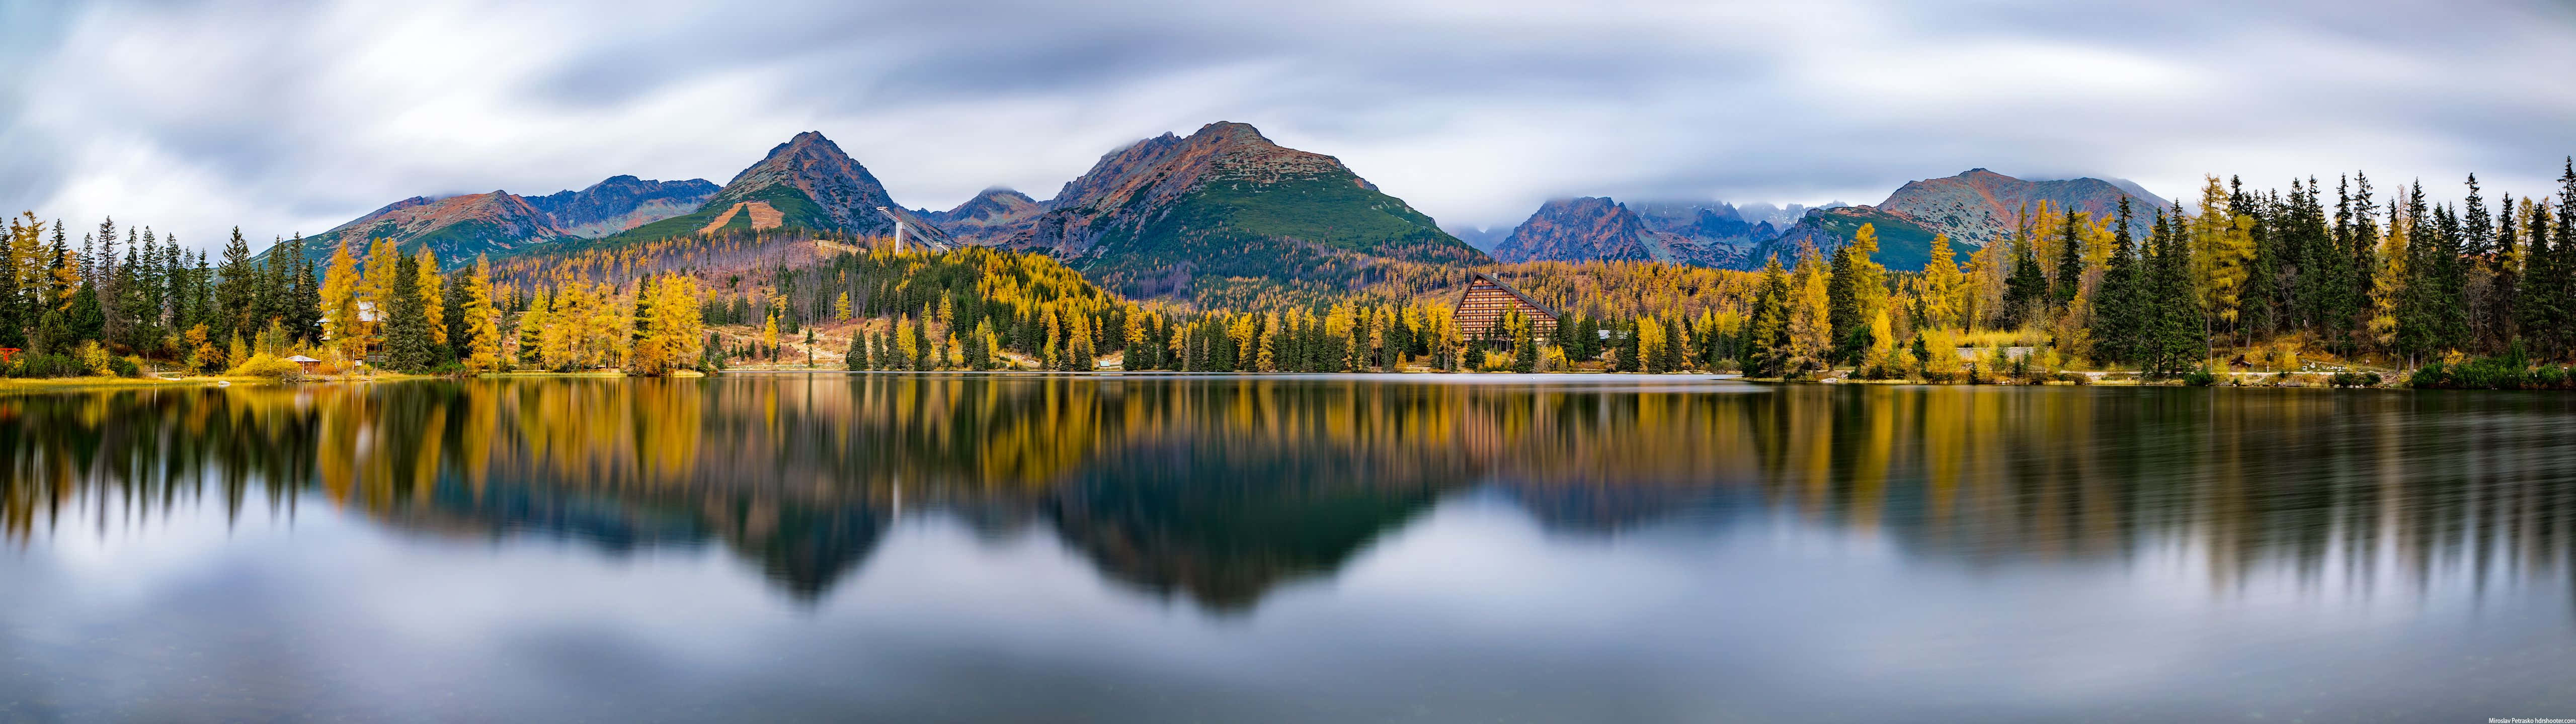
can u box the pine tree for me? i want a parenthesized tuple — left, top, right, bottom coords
(1742, 255, 1792, 377)
(381, 252, 435, 371)
(1616, 318, 1642, 372)
(2141, 209, 2205, 377)
(2053, 210, 2086, 310)
(2490, 192, 2522, 352)
(2518, 196, 2559, 359)
(1656, 316, 1687, 372)
(0, 220, 21, 348)
(442, 269, 472, 361)
(2088, 198, 2140, 363)
(970, 319, 996, 370)
(1826, 242, 1860, 364)
(213, 227, 255, 338)
(2002, 228, 2047, 328)
(290, 240, 324, 345)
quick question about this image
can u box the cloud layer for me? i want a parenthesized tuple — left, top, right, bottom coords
(4, 0, 2572, 248)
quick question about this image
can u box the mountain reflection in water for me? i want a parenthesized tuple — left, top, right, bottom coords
(9, 376, 2576, 721)
(8, 376, 2573, 613)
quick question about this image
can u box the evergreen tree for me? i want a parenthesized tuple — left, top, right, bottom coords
(0, 216, 24, 349)
(970, 319, 996, 370)
(290, 241, 324, 345)
(381, 252, 435, 371)
(2141, 208, 2206, 377)
(2053, 209, 2086, 309)
(2089, 197, 2141, 363)
(1656, 316, 1687, 372)
(442, 267, 473, 360)
(66, 282, 103, 343)
(1616, 318, 1642, 372)
(1742, 255, 1792, 376)
(2002, 231, 2048, 328)
(1826, 242, 1860, 364)
(2560, 158, 2576, 358)
(2491, 192, 2521, 351)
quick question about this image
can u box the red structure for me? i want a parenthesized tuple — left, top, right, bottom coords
(1453, 273, 1558, 340)
(0, 348, 17, 364)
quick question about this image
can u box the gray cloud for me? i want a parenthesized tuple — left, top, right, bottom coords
(3, 0, 2572, 250)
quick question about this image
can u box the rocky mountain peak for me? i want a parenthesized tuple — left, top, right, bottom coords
(524, 175, 720, 238)
(713, 131, 899, 232)
(1879, 169, 2165, 246)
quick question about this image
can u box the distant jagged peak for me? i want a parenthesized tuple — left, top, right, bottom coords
(1879, 168, 2166, 246)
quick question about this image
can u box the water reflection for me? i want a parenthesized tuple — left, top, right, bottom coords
(6, 378, 2575, 613)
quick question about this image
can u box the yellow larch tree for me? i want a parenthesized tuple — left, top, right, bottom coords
(1786, 241, 1833, 374)
(1962, 236, 2006, 329)
(415, 249, 445, 347)
(1918, 233, 1961, 329)
(460, 256, 503, 373)
(319, 240, 364, 361)
(2368, 210, 2409, 351)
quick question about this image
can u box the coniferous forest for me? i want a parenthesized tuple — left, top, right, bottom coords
(5, 160, 2573, 387)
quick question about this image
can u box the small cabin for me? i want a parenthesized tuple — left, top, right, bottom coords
(287, 355, 323, 374)
(1453, 273, 1559, 341)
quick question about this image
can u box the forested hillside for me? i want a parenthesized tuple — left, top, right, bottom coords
(10, 159, 2574, 385)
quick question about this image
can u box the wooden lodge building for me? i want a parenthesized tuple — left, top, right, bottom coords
(1453, 273, 1559, 341)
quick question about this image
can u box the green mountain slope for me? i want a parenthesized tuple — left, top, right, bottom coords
(1753, 206, 1965, 272)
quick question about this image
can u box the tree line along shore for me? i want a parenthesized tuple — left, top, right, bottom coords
(5, 161, 2574, 390)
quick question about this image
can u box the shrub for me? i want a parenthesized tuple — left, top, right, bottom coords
(76, 341, 112, 376)
(2410, 352, 2557, 390)
(229, 353, 305, 381)
(2535, 365, 2570, 390)
(109, 355, 141, 378)
(2183, 368, 2216, 387)
(5, 353, 83, 379)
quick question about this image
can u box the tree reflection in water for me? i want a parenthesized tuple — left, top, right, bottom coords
(5, 378, 2573, 611)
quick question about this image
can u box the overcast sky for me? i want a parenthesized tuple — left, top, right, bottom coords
(3, 0, 2572, 249)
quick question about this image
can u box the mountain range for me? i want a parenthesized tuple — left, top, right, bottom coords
(1489, 198, 1774, 268)
(274, 122, 1470, 297)
(269, 175, 719, 267)
(1493, 169, 2167, 273)
(269, 124, 2168, 291)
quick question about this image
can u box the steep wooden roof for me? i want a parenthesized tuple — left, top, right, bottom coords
(1464, 272, 1558, 321)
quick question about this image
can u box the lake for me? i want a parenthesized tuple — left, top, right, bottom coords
(3, 375, 2572, 722)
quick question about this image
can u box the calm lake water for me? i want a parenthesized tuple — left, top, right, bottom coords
(3, 375, 2573, 722)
